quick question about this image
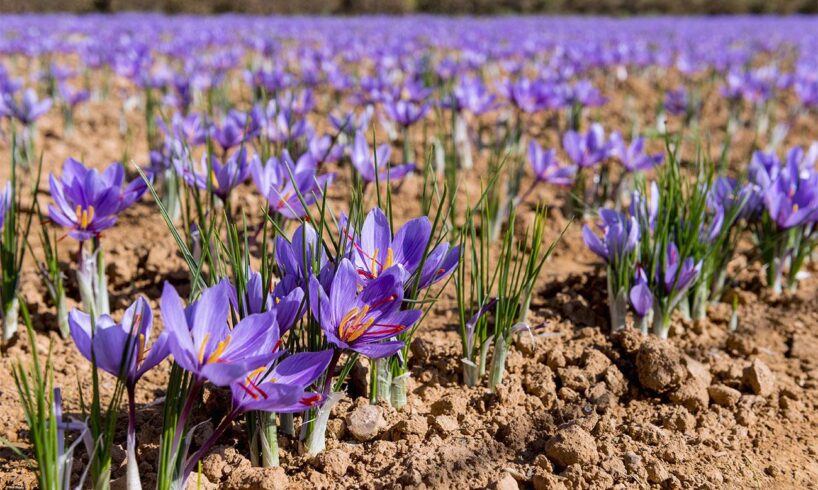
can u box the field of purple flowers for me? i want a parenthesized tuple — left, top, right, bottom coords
(2, 14, 818, 489)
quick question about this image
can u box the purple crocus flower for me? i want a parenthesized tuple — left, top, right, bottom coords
(212, 110, 259, 152)
(582, 209, 639, 262)
(416, 242, 460, 290)
(562, 123, 610, 168)
(275, 222, 335, 295)
(48, 159, 148, 241)
(763, 157, 818, 229)
(160, 280, 283, 386)
(660, 243, 701, 294)
(350, 131, 414, 183)
(609, 134, 663, 172)
(664, 88, 688, 116)
(343, 207, 431, 283)
(241, 270, 305, 334)
(0, 88, 52, 125)
(308, 134, 343, 164)
(309, 258, 421, 359)
(528, 140, 576, 185)
(383, 98, 429, 128)
(68, 297, 169, 385)
(58, 83, 90, 109)
(250, 150, 333, 219)
(230, 350, 333, 413)
(445, 76, 497, 115)
(177, 148, 249, 201)
(629, 266, 653, 318)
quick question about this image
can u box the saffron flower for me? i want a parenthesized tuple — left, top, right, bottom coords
(562, 123, 610, 168)
(528, 140, 576, 185)
(68, 296, 169, 384)
(416, 242, 460, 290)
(350, 131, 414, 183)
(309, 258, 422, 359)
(582, 209, 639, 263)
(250, 151, 333, 219)
(0, 88, 52, 125)
(344, 207, 431, 283)
(659, 242, 701, 294)
(230, 350, 333, 413)
(763, 154, 818, 229)
(608, 133, 663, 172)
(383, 98, 429, 128)
(176, 148, 250, 201)
(48, 159, 148, 241)
(629, 266, 653, 319)
(160, 280, 283, 386)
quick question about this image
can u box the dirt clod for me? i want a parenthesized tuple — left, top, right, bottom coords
(744, 359, 776, 397)
(545, 424, 599, 468)
(708, 384, 742, 407)
(636, 337, 686, 393)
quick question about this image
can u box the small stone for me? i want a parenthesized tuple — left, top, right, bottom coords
(492, 473, 519, 490)
(636, 338, 686, 393)
(545, 424, 599, 468)
(346, 404, 386, 442)
(743, 359, 775, 397)
(708, 384, 742, 407)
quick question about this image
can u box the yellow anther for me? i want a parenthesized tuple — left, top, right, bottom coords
(206, 336, 232, 364)
(137, 333, 146, 364)
(198, 333, 211, 364)
(371, 248, 379, 276)
(210, 170, 219, 189)
(246, 366, 267, 383)
(338, 305, 371, 342)
(384, 247, 394, 270)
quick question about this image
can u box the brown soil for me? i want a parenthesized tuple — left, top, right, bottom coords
(2, 69, 818, 490)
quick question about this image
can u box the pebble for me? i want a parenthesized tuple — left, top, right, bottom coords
(545, 424, 599, 468)
(346, 404, 386, 442)
(708, 384, 742, 407)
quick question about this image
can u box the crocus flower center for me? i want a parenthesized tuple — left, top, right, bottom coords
(275, 191, 293, 209)
(198, 334, 232, 365)
(74, 205, 95, 229)
(210, 170, 220, 189)
(338, 305, 375, 343)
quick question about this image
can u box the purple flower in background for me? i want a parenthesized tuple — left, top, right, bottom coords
(568, 79, 607, 108)
(212, 110, 259, 152)
(446, 76, 497, 115)
(0, 88, 52, 125)
(344, 207, 431, 283)
(275, 222, 333, 291)
(230, 350, 333, 413)
(58, 83, 90, 109)
(664, 88, 688, 115)
(763, 157, 818, 229)
(609, 134, 663, 172)
(708, 176, 757, 220)
(350, 131, 414, 183)
(177, 148, 250, 201)
(48, 159, 148, 241)
(528, 140, 576, 185)
(660, 243, 701, 294)
(309, 258, 421, 359)
(629, 266, 653, 318)
(582, 209, 639, 262)
(383, 98, 429, 128)
(250, 150, 332, 219)
(308, 134, 343, 164)
(68, 297, 169, 385)
(160, 280, 283, 386)
(563, 123, 610, 168)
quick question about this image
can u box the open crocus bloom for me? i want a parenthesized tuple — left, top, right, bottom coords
(528, 140, 576, 186)
(160, 280, 283, 386)
(309, 259, 421, 359)
(582, 209, 639, 263)
(343, 207, 431, 283)
(68, 297, 169, 385)
(48, 158, 148, 241)
(562, 123, 610, 168)
(350, 131, 414, 183)
(250, 150, 333, 219)
(230, 349, 333, 413)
